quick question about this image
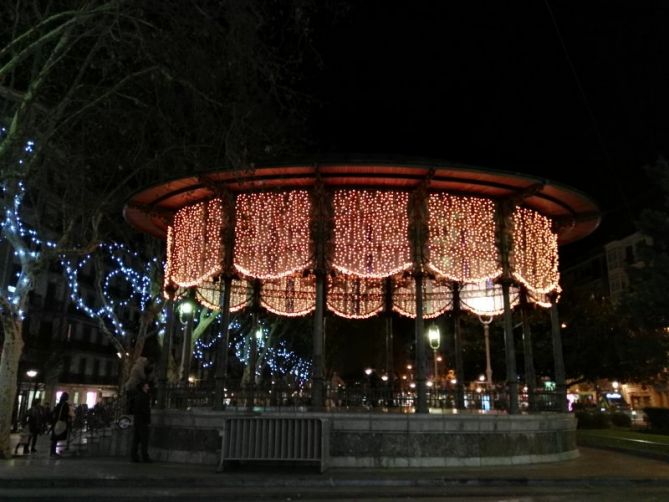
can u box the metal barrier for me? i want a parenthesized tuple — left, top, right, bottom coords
(217, 416, 327, 472)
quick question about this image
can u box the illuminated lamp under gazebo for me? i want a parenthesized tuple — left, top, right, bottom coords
(460, 279, 517, 390)
(124, 161, 599, 415)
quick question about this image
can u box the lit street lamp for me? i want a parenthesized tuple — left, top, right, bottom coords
(461, 283, 497, 388)
(178, 298, 195, 384)
(427, 326, 440, 383)
(362, 367, 373, 406)
(26, 369, 38, 409)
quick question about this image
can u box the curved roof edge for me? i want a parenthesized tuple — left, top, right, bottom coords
(124, 161, 601, 245)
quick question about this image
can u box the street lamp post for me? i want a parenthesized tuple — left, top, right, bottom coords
(14, 369, 39, 430)
(26, 370, 38, 406)
(427, 326, 440, 383)
(364, 367, 373, 405)
(248, 326, 262, 411)
(178, 298, 195, 384)
(479, 315, 493, 387)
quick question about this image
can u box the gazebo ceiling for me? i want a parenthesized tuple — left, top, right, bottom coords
(123, 161, 600, 245)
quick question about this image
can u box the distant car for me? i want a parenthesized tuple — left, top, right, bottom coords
(607, 396, 630, 411)
(600, 393, 633, 418)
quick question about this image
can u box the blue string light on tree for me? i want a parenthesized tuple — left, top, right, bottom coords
(0, 132, 55, 316)
(230, 323, 311, 385)
(61, 242, 163, 340)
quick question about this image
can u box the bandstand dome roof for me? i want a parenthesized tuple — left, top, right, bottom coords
(124, 160, 600, 245)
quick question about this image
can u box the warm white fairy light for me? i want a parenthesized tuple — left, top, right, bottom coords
(166, 198, 225, 288)
(392, 275, 453, 319)
(427, 193, 501, 282)
(164, 225, 174, 294)
(511, 206, 559, 294)
(195, 277, 252, 313)
(261, 273, 316, 317)
(157, 186, 565, 321)
(332, 190, 412, 278)
(234, 190, 311, 279)
(526, 288, 559, 308)
(327, 273, 385, 319)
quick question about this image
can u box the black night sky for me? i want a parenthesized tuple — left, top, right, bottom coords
(306, 1, 669, 262)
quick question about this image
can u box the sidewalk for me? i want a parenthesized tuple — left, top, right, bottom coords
(2, 433, 669, 499)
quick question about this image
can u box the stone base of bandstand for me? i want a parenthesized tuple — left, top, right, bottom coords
(114, 409, 578, 468)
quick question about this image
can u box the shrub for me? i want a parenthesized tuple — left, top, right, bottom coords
(643, 407, 669, 431)
(575, 411, 611, 429)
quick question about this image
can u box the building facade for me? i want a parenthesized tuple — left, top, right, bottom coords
(1, 240, 120, 427)
(561, 231, 669, 411)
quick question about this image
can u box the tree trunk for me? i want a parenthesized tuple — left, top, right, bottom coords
(0, 318, 24, 459)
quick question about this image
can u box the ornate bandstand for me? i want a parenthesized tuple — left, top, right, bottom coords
(123, 161, 600, 468)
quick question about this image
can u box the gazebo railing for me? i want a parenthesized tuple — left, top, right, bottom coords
(161, 382, 564, 413)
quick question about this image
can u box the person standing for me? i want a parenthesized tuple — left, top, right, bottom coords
(131, 381, 152, 463)
(50, 393, 70, 457)
(329, 371, 346, 408)
(26, 398, 45, 453)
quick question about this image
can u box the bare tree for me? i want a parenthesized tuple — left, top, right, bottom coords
(0, 0, 315, 457)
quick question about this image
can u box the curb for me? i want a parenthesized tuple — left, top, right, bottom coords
(4, 474, 669, 490)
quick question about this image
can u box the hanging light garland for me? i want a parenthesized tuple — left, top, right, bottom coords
(526, 288, 559, 308)
(327, 273, 385, 319)
(165, 198, 225, 289)
(159, 187, 564, 320)
(427, 193, 501, 282)
(261, 273, 316, 317)
(194, 277, 253, 313)
(332, 189, 412, 278)
(511, 206, 559, 294)
(234, 190, 311, 279)
(392, 274, 453, 319)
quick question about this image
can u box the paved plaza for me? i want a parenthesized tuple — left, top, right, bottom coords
(2, 433, 669, 500)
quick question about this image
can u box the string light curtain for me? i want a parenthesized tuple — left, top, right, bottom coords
(459, 279, 519, 317)
(510, 207, 559, 294)
(165, 198, 225, 289)
(427, 193, 501, 282)
(234, 190, 312, 279)
(526, 288, 558, 308)
(261, 273, 316, 317)
(163, 189, 559, 319)
(332, 190, 412, 278)
(195, 277, 252, 313)
(163, 285, 188, 302)
(327, 273, 385, 319)
(392, 274, 453, 319)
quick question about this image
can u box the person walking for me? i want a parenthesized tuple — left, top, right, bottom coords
(131, 381, 153, 463)
(25, 398, 45, 453)
(49, 392, 70, 457)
